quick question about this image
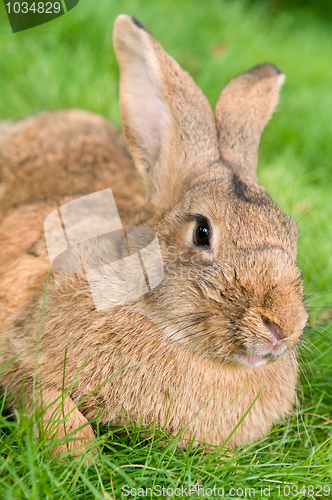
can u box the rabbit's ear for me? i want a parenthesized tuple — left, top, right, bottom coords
(214, 64, 285, 182)
(113, 15, 219, 203)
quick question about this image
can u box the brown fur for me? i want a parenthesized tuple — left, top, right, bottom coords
(0, 15, 307, 455)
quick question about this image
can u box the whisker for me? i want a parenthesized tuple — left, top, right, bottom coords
(169, 326, 210, 345)
(302, 328, 325, 349)
(297, 352, 314, 390)
(304, 287, 332, 301)
(145, 313, 218, 360)
(299, 338, 328, 369)
(310, 323, 332, 334)
(305, 325, 332, 344)
(299, 235, 332, 240)
(299, 372, 313, 399)
(152, 312, 209, 328)
(165, 319, 205, 343)
(294, 180, 332, 224)
(299, 224, 332, 234)
(306, 305, 332, 309)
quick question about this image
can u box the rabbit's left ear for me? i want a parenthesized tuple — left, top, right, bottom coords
(214, 64, 285, 182)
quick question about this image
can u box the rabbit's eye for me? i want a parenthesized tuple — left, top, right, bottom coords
(194, 221, 211, 247)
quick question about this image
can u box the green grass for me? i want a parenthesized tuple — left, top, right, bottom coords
(0, 0, 332, 498)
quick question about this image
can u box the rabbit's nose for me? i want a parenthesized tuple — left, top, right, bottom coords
(261, 316, 285, 345)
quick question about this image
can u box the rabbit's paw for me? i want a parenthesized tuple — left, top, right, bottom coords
(41, 388, 97, 460)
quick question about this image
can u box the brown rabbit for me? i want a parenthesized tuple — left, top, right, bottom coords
(0, 15, 307, 456)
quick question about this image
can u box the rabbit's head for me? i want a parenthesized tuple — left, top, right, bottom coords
(113, 15, 307, 368)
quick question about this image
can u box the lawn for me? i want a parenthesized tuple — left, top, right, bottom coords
(0, 0, 331, 498)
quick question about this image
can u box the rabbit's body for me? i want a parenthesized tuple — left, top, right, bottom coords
(0, 110, 147, 319)
(0, 16, 307, 454)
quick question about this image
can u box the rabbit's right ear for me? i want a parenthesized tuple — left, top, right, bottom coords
(214, 64, 285, 182)
(113, 15, 219, 204)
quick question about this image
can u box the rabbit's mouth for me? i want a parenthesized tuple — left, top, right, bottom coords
(236, 349, 287, 368)
(236, 316, 292, 367)
(236, 339, 289, 368)
(237, 354, 268, 368)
